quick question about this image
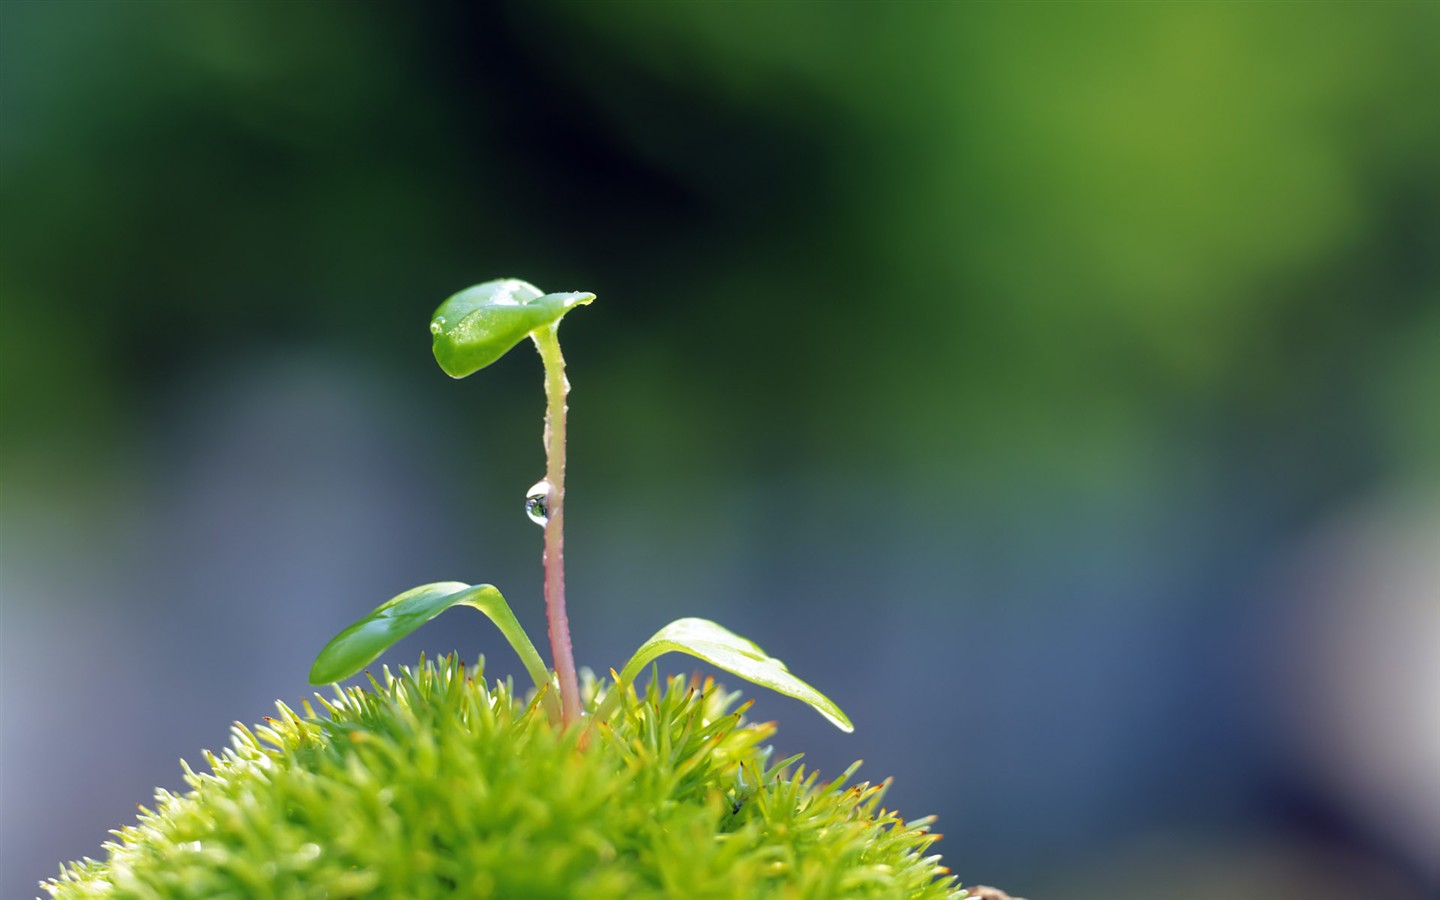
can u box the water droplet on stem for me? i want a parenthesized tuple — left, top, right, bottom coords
(429, 316, 446, 335)
(525, 480, 551, 526)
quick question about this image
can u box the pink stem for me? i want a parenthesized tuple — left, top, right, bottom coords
(533, 325, 582, 728)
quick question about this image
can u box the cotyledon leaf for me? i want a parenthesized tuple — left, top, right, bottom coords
(308, 581, 559, 721)
(430, 278, 594, 379)
(593, 617, 854, 733)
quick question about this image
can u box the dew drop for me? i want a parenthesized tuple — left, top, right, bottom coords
(525, 479, 551, 526)
(429, 316, 446, 336)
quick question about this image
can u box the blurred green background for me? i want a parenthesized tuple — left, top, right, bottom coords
(2, 2, 1437, 897)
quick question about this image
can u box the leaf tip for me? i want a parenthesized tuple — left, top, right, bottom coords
(307, 659, 336, 687)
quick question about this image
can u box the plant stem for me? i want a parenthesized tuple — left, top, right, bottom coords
(532, 324, 583, 728)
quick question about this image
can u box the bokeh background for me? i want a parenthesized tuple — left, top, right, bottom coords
(3, 2, 1438, 897)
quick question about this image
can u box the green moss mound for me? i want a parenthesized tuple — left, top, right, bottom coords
(47, 656, 963, 898)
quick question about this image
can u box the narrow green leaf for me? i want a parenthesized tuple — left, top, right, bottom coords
(429, 278, 595, 378)
(309, 582, 556, 720)
(598, 617, 854, 733)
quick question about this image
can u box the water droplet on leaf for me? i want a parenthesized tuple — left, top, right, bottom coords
(525, 480, 551, 526)
(429, 316, 446, 335)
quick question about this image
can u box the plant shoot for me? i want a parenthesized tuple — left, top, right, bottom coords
(309, 279, 852, 734)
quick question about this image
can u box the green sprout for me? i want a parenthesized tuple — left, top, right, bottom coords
(309, 278, 853, 735)
(47, 277, 975, 898)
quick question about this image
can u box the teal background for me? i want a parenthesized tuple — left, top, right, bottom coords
(2, 2, 1437, 897)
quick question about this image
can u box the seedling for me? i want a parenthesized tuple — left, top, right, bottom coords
(308, 278, 853, 734)
(46, 278, 968, 899)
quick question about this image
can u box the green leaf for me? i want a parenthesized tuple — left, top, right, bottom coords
(309, 582, 557, 719)
(597, 617, 855, 733)
(429, 278, 595, 378)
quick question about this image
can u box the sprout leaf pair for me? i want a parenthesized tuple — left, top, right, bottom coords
(310, 583, 853, 732)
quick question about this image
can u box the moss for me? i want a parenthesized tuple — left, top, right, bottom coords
(47, 656, 963, 899)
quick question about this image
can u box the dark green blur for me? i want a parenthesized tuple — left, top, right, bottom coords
(5, 2, 1433, 488)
